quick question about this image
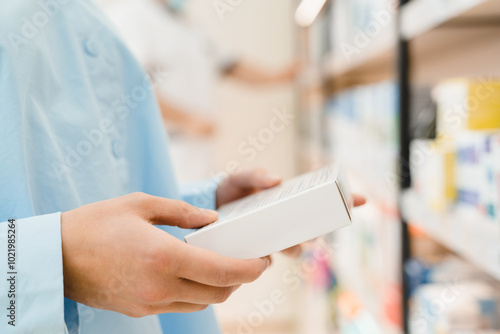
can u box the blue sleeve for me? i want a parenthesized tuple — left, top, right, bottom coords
(0, 213, 70, 334)
(180, 177, 223, 210)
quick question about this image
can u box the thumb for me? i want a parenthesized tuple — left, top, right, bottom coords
(131, 193, 218, 229)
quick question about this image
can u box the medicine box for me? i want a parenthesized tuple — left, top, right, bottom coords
(185, 164, 353, 259)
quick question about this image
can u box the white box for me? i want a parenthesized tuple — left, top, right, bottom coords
(185, 164, 353, 259)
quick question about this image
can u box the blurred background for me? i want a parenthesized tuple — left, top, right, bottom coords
(97, 0, 500, 333)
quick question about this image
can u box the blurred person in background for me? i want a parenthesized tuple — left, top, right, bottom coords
(97, 0, 301, 182)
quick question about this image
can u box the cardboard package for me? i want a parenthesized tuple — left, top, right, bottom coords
(185, 164, 353, 259)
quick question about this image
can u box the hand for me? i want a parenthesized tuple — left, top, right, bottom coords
(61, 193, 270, 317)
(350, 194, 367, 208)
(216, 168, 281, 208)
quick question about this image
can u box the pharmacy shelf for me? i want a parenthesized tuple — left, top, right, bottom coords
(401, 0, 500, 83)
(324, 0, 500, 90)
(332, 171, 401, 334)
(334, 283, 401, 334)
(319, 1, 500, 331)
(401, 0, 500, 40)
(411, 26, 500, 83)
(323, 25, 396, 92)
(333, 226, 401, 334)
(401, 190, 500, 281)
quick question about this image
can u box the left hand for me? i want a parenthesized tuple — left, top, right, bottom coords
(216, 168, 367, 259)
(216, 168, 281, 208)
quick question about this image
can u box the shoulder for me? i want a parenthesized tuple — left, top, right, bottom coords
(0, 0, 73, 53)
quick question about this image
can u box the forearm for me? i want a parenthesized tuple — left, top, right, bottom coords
(156, 93, 196, 126)
(226, 61, 299, 85)
(226, 62, 278, 84)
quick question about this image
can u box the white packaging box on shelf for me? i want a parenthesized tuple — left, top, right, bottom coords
(185, 164, 353, 259)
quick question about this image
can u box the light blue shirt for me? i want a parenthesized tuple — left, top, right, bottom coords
(0, 0, 221, 333)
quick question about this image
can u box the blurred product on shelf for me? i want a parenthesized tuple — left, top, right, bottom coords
(324, 81, 399, 205)
(329, 0, 396, 60)
(407, 255, 500, 334)
(407, 226, 448, 264)
(407, 78, 500, 333)
(434, 79, 500, 136)
(329, 204, 402, 332)
(410, 78, 500, 221)
(320, 81, 402, 334)
(455, 131, 500, 217)
(326, 76, 500, 333)
(410, 139, 456, 213)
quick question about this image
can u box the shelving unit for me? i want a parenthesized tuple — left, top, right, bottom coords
(399, 0, 500, 332)
(398, 0, 500, 332)
(401, 190, 500, 281)
(333, 172, 402, 333)
(324, 0, 500, 91)
(316, 0, 500, 333)
(400, 0, 500, 40)
(323, 31, 395, 92)
(406, 1, 500, 84)
(396, 2, 412, 332)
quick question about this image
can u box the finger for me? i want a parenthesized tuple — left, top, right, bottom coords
(177, 244, 270, 287)
(154, 302, 210, 314)
(352, 194, 367, 207)
(231, 169, 281, 190)
(175, 279, 241, 304)
(127, 193, 218, 229)
(280, 244, 303, 258)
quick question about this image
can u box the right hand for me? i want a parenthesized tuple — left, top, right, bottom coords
(61, 193, 270, 317)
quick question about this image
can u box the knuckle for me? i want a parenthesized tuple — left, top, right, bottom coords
(129, 192, 147, 201)
(145, 245, 168, 270)
(214, 288, 232, 304)
(137, 286, 161, 305)
(127, 192, 150, 209)
(176, 199, 191, 211)
(177, 201, 197, 225)
(144, 244, 181, 282)
(215, 265, 232, 286)
(178, 200, 194, 216)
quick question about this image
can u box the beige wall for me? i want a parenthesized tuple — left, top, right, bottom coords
(187, 0, 299, 179)
(186, 1, 300, 332)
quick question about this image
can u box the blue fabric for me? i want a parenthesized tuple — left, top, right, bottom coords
(0, 0, 221, 333)
(0, 213, 65, 334)
(65, 298, 80, 334)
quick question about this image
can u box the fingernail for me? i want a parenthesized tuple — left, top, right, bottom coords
(264, 258, 271, 268)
